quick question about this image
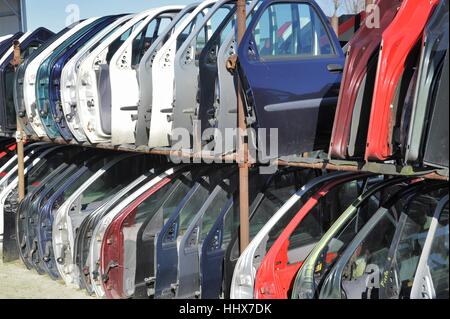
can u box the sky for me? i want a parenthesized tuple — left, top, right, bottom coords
(24, 0, 343, 32)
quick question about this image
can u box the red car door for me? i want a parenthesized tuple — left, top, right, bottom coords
(329, 0, 401, 160)
(254, 173, 372, 299)
(101, 177, 174, 299)
(365, 0, 439, 161)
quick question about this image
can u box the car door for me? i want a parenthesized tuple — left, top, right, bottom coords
(230, 171, 354, 299)
(75, 171, 154, 295)
(405, 1, 448, 165)
(48, 15, 125, 142)
(171, 0, 237, 149)
(60, 15, 133, 143)
(100, 170, 179, 299)
(290, 176, 408, 299)
(76, 12, 155, 144)
(109, 7, 182, 146)
(36, 17, 112, 140)
(154, 166, 228, 299)
(328, 0, 401, 160)
(136, 3, 199, 147)
(365, 0, 439, 161)
(254, 174, 371, 299)
(24, 20, 94, 138)
(0, 28, 54, 134)
(149, 0, 218, 148)
(238, 0, 344, 159)
(411, 195, 449, 299)
(202, 1, 260, 156)
(318, 182, 447, 299)
(176, 170, 237, 299)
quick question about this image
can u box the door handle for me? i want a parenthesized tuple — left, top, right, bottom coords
(327, 64, 344, 73)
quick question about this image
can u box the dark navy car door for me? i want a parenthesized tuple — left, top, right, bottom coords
(238, 0, 344, 158)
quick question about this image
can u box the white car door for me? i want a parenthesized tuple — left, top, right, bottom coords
(109, 6, 183, 146)
(149, 0, 218, 148)
(76, 10, 160, 144)
(52, 153, 136, 287)
(60, 15, 134, 143)
(172, 0, 237, 149)
(23, 18, 99, 137)
(136, 3, 200, 147)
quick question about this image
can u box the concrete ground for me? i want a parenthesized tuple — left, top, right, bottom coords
(0, 243, 95, 299)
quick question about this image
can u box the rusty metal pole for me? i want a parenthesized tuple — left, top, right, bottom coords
(236, 0, 250, 254)
(16, 120, 25, 201)
(12, 40, 26, 201)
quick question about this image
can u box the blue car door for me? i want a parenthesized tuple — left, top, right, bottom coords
(238, 0, 344, 158)
(49, 15, 124, 141)
(0, 28, 54, 134)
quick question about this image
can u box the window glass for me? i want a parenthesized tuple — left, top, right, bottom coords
(427, 203, 449, 299)
(230, 169, 317, 260)
(177, 10, 207, 51)
(133, 181, 176, 224)
(285, 180, 361, 264)
(106, 18, 145, 63)
(253, 3, 333, 59)
(341, 213, 397, 299)
(131, 19, 158, 66)
(200, 189, 231, 240)
(178, 185, 210, 236)
(78, 157, 148, 208)
(222, 199, 239, 248)
(195, 6, 231, 65)
(389, 195, 437, 298)
(311, 194, 381, 287)
(140, 179, 193, 242)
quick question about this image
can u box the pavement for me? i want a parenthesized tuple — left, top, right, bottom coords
(0, 243, 94, 299)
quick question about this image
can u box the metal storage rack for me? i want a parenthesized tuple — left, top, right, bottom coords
(8, 0, 449, 256)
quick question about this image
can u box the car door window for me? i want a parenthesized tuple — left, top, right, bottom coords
(285, 180, 361, 264)
(230, 170, 317, 261)
(106, 19, 145, 64)
(200, 189, 231, 240)
(341, 213, 397, 299)
(253, 2, 334, 60)
(194, 6, 234, 66)
(177, 10, 207, 51)
(311, 193, 382, 286)
(386, 195, 438, 298)
(132, 17, 173, 67)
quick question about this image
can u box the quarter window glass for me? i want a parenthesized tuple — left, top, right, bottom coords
(253, 3, 333, 59)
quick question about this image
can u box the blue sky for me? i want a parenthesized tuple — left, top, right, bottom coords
(24, 0, 343, 32)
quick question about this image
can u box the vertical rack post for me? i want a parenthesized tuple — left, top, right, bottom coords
(12, 40, 25, 201)
(236, 0, 250, 254)
(16, 120, 25, 201)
